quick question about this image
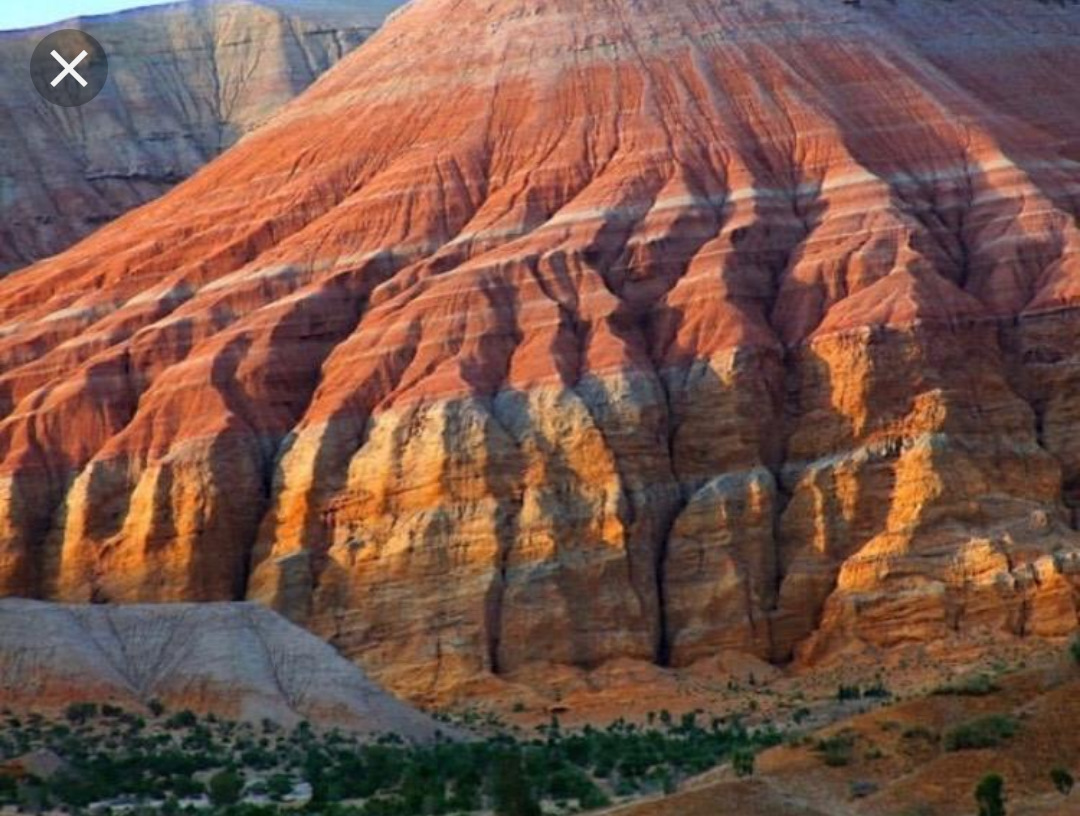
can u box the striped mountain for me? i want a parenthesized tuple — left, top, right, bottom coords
(0, 0, 1079, 704)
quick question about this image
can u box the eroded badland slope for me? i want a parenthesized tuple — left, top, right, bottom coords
(0, 0, 1078, 706)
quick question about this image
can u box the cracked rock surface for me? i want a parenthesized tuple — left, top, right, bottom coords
(0, 0, 1079, 704)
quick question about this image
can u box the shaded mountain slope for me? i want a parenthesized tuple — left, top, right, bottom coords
(0, 0, 404, 274)
(0, 0, 1078, 704)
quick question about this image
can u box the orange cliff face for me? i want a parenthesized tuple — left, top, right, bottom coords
(1, 0, 1079, 704)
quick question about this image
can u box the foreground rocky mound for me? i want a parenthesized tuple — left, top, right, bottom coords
(0, 0, 1079, 703)
(0, 599, 444, 738)
(0, 0, 403, 274)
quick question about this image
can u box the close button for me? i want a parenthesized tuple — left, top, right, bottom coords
(30, 29, 109, 107)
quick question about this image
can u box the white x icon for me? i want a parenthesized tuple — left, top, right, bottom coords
(50, 50, 88, 88)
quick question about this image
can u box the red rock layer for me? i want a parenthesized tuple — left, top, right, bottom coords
(1, 0, 1079, 702)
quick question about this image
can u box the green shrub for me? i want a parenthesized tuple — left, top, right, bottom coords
(65, 702, 98, 724)
(579, 786, 611, 809)
(901, 725, 939, 743)
(837, 684, 861, 701)
(209, 769, 244, 806)
(1051, 767, 1074, 795)
(945, 716, 1018, 752)
(15, 782, 48, 814)
(974, 773, 1005, 816)
(1071, 636, 1080, 666)
(862, 679, 891, 699)
(0, 774, 17, 803)
(816, 733, 855, 767)
(932, 674, 999, 697)
(164, 709, 198, 730)
(732, 748, 755, 777)
(266, 773, 294, 801)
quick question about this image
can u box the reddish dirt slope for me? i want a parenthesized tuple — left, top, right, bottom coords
(615, 658, 1080, 816)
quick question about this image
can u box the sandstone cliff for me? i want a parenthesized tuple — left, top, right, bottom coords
(0, 0, 1079, 704)
(0, 598, 445, 738)
(0, 0, 400, 274)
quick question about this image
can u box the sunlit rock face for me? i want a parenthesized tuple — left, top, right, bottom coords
(1, 0, 1079, 703)
(0, 0, 401, 274)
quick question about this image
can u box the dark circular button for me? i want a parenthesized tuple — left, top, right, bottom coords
(30, 29, 109, 107)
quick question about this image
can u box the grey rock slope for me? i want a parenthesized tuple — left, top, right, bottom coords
(0, 599, 446, 739)
(0, 0, 403, 274)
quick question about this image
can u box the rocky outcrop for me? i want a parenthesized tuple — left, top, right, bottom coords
(0, 0, 401, 274)
(0, 598, 446, 738)
(0, 0, 1079, 704)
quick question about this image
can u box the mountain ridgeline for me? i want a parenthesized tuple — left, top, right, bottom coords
(0, 0, 404, 274)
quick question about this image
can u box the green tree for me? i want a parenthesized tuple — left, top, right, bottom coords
(15, 781, 48, 815)
(209, 769, 244, 806)
(50, 770, 107, 807)
(266, 773, 294, 801)
(491, 752, 541, 816)
(580, 786, 611, 809)
(732, 747, 755, 777)
(1051, 767, 1074, 795)
(659, 769, 677, 795)
(64, 702, 98, 725)
(164, 709, 197, 730)
(975, 773, 1005, 816)
(0, 774, 16, 804)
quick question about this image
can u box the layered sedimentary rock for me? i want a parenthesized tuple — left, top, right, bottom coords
(1, 0, 1079, 703)
(0, 0, 401, 274)
(0, 599, 445, 737)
